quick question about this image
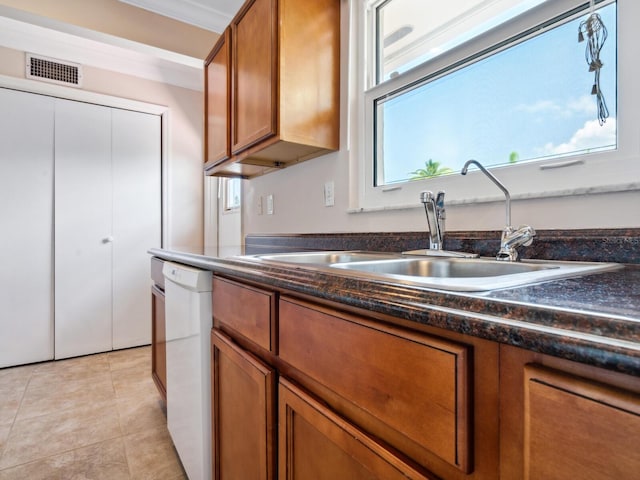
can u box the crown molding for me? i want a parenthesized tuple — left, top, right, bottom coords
(0, 6, 203, 91)
(118, 0, 238, 33)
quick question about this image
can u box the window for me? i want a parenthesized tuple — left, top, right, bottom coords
(354, 0, 637, 211)
(222, 177, 242, 212)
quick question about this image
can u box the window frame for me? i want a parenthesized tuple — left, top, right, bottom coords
(351, 0, 638, 213)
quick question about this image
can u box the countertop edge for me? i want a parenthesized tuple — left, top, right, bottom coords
(150, 248, 640, 376)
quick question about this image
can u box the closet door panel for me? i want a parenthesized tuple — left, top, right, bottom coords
(54, 99, 113, 359)
(112, 109, 161, 349)
(0, 88, 55, 367)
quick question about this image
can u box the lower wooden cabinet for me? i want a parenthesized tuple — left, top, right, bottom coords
(279, 377, 436, 480)
(151, 284, 166, 402)
(211, 329, 276, 480)
(500, 345, 640, 480)
(210, 275, 640, 480)
(524, 364, 640, 480)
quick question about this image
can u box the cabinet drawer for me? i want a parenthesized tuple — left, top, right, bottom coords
(212, 276, 276, 352)
(524, 364, 640, 480)
(279, 377, 436, 480)
(279, 297, 471, 472)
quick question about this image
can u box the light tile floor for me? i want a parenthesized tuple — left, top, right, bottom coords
(0, 346, 186, 479)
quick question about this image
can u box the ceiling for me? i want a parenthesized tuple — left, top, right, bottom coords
(118, 0, 244, 33)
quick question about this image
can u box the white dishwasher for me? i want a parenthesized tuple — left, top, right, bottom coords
(163, 261, 212, 480)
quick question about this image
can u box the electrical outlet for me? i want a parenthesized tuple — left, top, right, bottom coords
(266, 194, 274, 215)
(324, 181, 335, 207)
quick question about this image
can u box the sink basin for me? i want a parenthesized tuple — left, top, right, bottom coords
(332, 257, 551, 277)
(253, 251, 403, 265)
(331, 257, 621, 291)
(244, 251, 621, 291)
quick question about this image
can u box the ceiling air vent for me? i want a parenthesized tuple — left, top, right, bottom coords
(26, 54, 83, 88)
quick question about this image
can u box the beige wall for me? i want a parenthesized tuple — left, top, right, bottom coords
(0, 44, 205, 248)
(0, 0, 218, 59)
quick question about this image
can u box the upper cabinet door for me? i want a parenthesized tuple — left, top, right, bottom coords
(205, 28, 231, 167)
(231, 0, 277, 154)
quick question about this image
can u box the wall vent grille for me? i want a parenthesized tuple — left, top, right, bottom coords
(26, 54, 83, 88)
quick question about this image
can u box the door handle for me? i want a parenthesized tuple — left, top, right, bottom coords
(102, 236, 114, 244)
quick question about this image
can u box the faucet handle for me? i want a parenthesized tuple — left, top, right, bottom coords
(435, 191, 445, 218)
(420, 191, 434, 204)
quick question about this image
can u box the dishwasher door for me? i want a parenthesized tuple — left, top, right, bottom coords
(163, 262, 212, 480)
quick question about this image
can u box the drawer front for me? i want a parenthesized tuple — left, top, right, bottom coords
(524, 365, 640, 480)
(279, 297, 471, 472)
(212, 276, 276, 352)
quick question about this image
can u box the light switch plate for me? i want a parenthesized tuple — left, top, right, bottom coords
(266, 194, 274, 215)
(324, 181, 335, 207)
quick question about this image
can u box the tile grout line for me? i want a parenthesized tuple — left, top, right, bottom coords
(0, 363, 37, 470)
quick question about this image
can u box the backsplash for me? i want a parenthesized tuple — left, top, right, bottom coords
(245, 229, 640, 264)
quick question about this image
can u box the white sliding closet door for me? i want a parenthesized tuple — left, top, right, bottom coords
(54, 99, 113, 359)
(0, 88, 55, 367)
(112, 109, 161, 349)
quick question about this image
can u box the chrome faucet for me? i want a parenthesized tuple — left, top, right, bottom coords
(460, 160, 536, 261)
(421, 190, 446, 250)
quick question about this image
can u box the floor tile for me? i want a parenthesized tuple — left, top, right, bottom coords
(0, 364, 36, 390)
(16, 372, 115, 421)
(124, 423, 186, 480)
(30, 353, 110, 386)
(0, 401, 122, 469)
(0, 437, 130, 480)
(0, 388, 24, 426)
(116, 389, 166, 436)
(112, 364, 158, 399)
(108, 346, 151, 372)
(0, 346, 178, 478)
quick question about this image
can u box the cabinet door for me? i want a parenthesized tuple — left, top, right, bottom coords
(212, 330, 276, 480)
(524, 364, 640, 480)
(205, 28, 231, 166)
(112, 108, 161, 349)
(151, 285, 166, 401)
(0, 88, 54, 367)
(279, 378, 436, 480)
(231, 0, 277, 154)
(54, 99, 113, 359)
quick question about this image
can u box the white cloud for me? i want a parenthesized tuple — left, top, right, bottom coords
(516, 95, 597, 117)
(541, 118, 616, 155)
(566, 95, 598, 115)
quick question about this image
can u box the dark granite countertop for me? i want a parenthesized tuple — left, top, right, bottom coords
(150, 242, 640, 377)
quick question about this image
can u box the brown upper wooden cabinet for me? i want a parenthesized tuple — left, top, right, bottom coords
(204, 28, 231, 167)
(204, 0, 341, 178)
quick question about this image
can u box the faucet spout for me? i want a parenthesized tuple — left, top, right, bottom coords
(421, 190, 445, 250)
(461, 159, 511, 227)
(460, 159, 536, 261)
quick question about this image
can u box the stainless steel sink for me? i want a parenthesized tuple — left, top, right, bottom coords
(244, 251, 621, 291)
(331, 257, 620, 291)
